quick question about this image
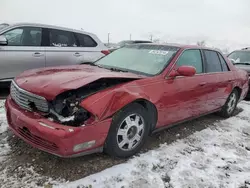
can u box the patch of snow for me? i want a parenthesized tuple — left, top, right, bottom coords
(56, 101, 250, 188)
(0, 100, 7, 134)
(58, 115, 75, 123)
(0, 100, 10, 161)
(0, 166, 64, 188)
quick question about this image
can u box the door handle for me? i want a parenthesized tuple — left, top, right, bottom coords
(199, 82, 207, 86)
(74, 52, 81, 57)
(32, 52, 44, 57)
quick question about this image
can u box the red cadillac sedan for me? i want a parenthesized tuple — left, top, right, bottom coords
(5, 44, 249, 158)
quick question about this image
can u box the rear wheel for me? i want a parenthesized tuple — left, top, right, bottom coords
(105, 103, 150, 158)
(219, 89, 239, 118)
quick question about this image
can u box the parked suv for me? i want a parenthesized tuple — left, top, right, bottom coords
(228, 47, 250, 97)
(0, 22, 109, 83)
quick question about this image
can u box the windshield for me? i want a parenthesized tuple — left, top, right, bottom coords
(95, 44, 179, 75)
(228, 51, 250, 64)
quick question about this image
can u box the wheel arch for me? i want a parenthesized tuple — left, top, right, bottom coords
(234, 86, 242, 97)
(134, 99, 158, 132)
(105, 98, 158, 133)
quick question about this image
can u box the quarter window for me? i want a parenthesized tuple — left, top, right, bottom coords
(176, 49, 203, 74)
(75, 33, 97, 47)
(218, 53, 229, 71)
(49, 29, 77, 47)
(3, 27, 42, 46)
(204, 50, 222, 72)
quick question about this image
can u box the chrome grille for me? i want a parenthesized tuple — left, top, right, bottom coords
(10, 81, 49, 112)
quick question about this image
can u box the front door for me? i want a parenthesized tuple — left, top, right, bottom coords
(159, 49, 210, 127)
(0, 26, 45, 80)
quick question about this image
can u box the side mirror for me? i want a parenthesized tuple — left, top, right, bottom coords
(0, 35, 7, 45)
(169, 65, 196, 78)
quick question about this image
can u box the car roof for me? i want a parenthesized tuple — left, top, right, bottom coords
(240, 47, 250, 51)
(228, 48, 250, 55)
(2, 22, 95, 36)
(132, 40, 152, 43)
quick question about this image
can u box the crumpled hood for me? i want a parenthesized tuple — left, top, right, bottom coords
(14, 65, 145, 100)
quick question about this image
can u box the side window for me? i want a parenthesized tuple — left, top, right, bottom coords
(218, 53, 229, 71)
(204, 50, 222, 72)
(3, 27, 42, 46)
(75, 33, 97, 47)
(176, 49, 203, 74)
(49, 29, 77, 47)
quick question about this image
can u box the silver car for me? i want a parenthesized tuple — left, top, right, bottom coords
(0, 23, 109, 83)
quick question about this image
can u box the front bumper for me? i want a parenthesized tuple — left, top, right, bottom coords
(5, 97, 112, 157)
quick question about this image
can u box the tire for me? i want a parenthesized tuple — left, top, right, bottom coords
(104, 103, 150, 158)
(219, 89, 239, 118)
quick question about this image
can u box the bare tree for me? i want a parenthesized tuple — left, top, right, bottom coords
(153, 38, 160, 43)
(197, 40, 206, 46)
(222, 48, 229, 54)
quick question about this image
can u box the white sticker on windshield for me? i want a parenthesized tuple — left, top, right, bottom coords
(148, 50, 169, 55)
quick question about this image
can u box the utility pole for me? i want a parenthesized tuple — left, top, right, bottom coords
(108, 33, 110, 44)
(129, 34, 132, 40)
(150, 34, 153, 42)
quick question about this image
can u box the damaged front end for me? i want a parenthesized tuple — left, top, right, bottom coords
(45, 78, 136, 126)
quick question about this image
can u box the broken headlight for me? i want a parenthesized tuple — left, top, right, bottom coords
(49, 92, 90, 126)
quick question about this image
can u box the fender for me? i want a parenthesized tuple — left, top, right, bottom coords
(80, 84, 152, 121)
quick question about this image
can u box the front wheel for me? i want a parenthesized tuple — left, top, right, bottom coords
(104, 103, 150, 158)
(219, 89, 239, 118)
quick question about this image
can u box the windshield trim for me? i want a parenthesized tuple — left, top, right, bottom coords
(95, 45, 180, 76)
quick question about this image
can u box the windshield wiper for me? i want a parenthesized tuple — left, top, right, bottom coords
(81, 62, 108, 69)
(235, 62, 250, 65)
(83, 62, 128, 72)
(109, 67, 128, 72)
(81, 62, 97, 66)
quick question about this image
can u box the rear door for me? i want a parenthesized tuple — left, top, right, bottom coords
(0, 26, 45, 80)
(45, 28, 79, 67)
(202, 50, 234, 110)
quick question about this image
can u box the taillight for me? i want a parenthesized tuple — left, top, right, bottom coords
(101, 50, 110, 55)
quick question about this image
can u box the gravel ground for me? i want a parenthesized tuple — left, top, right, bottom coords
(0, 89, 246, 187)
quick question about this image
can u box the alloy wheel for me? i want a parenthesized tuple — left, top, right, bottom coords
(116, 114, 145, 151)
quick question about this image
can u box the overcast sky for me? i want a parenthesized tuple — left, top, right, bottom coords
(1, 0, 250, 51)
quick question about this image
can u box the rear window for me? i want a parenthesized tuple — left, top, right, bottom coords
(218, 53, 229, 71)
(204, 50, 222, 72)
(95, 45, 179, 75)
(49, 29, 77, 47)
(75, 33, 97, 47)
